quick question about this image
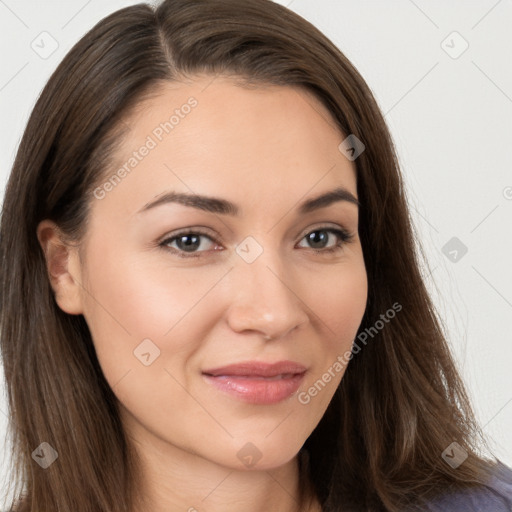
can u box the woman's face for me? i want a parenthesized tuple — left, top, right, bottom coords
(57, 76, 367, 470)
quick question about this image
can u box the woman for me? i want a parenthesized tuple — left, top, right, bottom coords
(0, 0, 511, 511)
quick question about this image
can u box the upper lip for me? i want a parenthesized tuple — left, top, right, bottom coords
(202, 360, 307, 377)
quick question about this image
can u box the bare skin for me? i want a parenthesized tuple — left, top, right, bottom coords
(38, 75, 367, 512)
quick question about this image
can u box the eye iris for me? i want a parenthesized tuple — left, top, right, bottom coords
(307, 230, 328, 249)
(177, 234, 201, 252)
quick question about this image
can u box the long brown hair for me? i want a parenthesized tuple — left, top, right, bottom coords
(0, 1, 499, 511)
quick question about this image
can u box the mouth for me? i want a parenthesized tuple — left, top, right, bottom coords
(201, 360, 307, 404)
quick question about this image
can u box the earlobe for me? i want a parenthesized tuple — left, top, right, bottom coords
(36, 220, 84, 315)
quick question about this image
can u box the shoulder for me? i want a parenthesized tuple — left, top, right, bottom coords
(425, 462, 512, 512)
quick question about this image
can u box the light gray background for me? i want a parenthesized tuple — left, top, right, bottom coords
(1, 0, 511, 500)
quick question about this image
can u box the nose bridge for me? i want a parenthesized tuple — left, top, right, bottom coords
(226, 241, 308, 338)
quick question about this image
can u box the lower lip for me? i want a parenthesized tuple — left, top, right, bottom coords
(202, 372, 306, 404)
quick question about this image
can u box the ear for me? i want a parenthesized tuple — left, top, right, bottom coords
(36, 220, 84, 315)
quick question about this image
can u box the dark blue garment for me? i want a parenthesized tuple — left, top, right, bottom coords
(425, 461, 512, 511)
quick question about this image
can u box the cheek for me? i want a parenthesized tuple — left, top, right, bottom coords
(294, 261, 367, 412)
(79, 244, 224, 389)
(309, 259, 368, 346)
(302, 258, 367, 391)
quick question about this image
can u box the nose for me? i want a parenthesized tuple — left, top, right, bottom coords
(225, 251, 309, 341)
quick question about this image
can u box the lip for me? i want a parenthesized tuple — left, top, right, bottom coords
(202, 360, 307, 404)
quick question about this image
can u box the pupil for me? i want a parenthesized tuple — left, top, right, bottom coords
(178, 234, 200, 252)
(308, 231, 327, 249)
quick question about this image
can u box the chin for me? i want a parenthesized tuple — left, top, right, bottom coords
(211, 438, 304, 472)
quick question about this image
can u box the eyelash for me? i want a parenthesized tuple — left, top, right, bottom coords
(158, 226, 355, 259)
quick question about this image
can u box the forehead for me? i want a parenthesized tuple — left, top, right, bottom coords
(94, 75, 357, 218)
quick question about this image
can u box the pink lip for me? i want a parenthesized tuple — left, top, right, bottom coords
(202, 361, 307, 404)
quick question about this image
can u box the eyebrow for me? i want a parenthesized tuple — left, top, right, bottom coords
(137, 186, 360, 216)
